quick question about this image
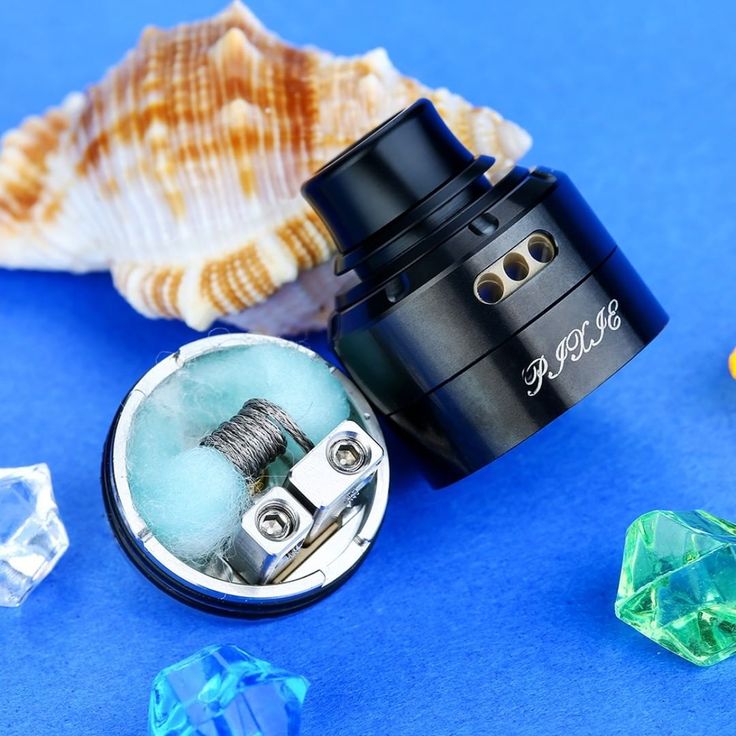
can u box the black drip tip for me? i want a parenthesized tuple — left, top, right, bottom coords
(302, 99, 493, 277)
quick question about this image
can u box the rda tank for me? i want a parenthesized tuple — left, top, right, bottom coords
(303, 99, 667, 484)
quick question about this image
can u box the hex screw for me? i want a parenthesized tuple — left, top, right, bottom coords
(327, 436, 369, 474)
(257, 502, 297, 541)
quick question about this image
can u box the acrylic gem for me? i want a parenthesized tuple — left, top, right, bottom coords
(148, 644, 309, 735)
(0, 463, 68, 607)
(615, 510, 736, 666)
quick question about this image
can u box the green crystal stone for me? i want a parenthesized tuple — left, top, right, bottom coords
(615, 510, 736, 666)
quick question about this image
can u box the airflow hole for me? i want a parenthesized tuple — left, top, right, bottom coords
(527, 234, 556, 263)
(475, 273, 505, 305)
(503, 253, 529, 281)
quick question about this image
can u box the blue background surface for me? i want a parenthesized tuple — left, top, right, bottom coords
(1, 1, 735, 734)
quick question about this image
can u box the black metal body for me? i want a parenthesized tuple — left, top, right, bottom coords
(303, 100, 667, 485)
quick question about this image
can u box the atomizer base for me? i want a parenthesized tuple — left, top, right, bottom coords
(101, 334, 390, 617)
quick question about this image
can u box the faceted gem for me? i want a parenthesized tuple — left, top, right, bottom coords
(148, 644, 309, 736)
(615, 509, 736, 666)
(0, 464, 68, 607)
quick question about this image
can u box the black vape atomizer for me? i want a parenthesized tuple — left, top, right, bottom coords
(303, 99, 667, 484)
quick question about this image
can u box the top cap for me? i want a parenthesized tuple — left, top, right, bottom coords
(302, 99, 477, 254)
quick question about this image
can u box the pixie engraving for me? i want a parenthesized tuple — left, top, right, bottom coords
(523, 299, 621, 397)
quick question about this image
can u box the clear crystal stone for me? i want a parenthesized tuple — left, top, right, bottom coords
(0, 464, 68, 607)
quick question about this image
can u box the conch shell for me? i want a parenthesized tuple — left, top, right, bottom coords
(0, 2, 531, 333)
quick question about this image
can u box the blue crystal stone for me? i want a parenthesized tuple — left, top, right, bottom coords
(148, 644, 309, 736)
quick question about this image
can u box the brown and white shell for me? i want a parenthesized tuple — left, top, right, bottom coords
(0, 2, 531, 333)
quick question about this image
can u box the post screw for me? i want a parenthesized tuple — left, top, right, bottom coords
(327, 436, 369, 474)
(257, 503, 296, 541)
